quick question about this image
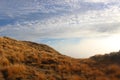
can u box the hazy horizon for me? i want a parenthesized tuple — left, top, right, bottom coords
(0, 0, 120, 58)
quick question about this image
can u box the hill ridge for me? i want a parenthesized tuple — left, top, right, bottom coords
(0, 37, 120, 80)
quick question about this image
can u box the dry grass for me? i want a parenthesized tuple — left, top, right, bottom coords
(0, 37, 120, 80)
(0, 56, 10, 66)
(1, 64, 27, 80)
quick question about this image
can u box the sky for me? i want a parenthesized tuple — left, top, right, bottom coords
(0, 0, 120, 58)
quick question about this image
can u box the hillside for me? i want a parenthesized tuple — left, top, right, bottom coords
(0, 37, 120, 80)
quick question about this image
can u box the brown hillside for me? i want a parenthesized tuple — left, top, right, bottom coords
(0, 37, 120, 80)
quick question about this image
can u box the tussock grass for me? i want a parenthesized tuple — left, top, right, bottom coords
(0, 37, 120, 80)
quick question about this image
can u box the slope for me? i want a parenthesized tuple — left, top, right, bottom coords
(0, 37, 120, 80)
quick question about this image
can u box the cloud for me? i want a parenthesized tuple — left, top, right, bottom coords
(0, 0, 110, 20)
(1, 2, 120, 41)
(50, 35, 120, 58)
(0, 1, 120, 41)
(84, 0, 119, 3)
(0, 0, 39, 18)
(0, 0, 120, 58)
(0, 0, 80, 19)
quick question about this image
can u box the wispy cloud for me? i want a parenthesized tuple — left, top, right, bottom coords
(85, 0, 119, 3)
(0, 0, 110, 20)
(1, 3, 120, 40)
(0, 0, 120, 57)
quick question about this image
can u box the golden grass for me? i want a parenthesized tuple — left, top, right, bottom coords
(0, 37, 120, 80)
(1, 64, 27, 80)
(0, 56, 10, 66)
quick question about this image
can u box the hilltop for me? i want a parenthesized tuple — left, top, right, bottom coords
(0, 37, 120, 80)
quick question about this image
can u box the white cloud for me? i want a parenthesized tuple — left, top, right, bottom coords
(0, 0, 112, 19)
(1, 3, 120, 40)
(0, 0, 82, 19)
(1, 0, 120, 58)
(84, 0, 119, 3)
(52, 35, 120, 58)
(0, 1, 120, 39)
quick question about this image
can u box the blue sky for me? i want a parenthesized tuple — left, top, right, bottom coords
(1, 0, 120, 58)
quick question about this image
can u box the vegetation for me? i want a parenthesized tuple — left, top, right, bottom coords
(0, 36, 120, 80)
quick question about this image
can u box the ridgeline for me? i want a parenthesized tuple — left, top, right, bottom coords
(0, 37, 120, 80)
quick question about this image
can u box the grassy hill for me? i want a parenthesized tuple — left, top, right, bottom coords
(0, 37, 120, 80)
